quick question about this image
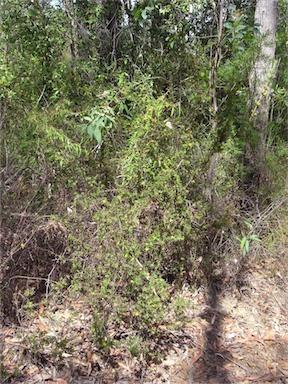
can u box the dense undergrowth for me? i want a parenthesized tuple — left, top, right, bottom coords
(0, 0, 287, 372)
(2, 76, 286, 360)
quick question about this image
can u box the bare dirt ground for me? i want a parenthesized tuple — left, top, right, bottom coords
(1, 251, 288, 384)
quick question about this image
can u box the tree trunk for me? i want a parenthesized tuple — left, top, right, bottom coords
(63, 0, 79, 60)
(250, 0, 278, 183)
(210, 0, 225, 132)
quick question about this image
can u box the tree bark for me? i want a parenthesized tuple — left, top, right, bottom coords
(210, 0, 225, 132)
(63, 0, 79, 60)
(250, 0, 278, 182)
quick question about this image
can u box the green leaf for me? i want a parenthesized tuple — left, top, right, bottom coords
(93, 117, 102, 128)
(235, 25, 246, 31)
(224, 22, 233, 29)
(93, 127, 102, 144)
(170, 40, 175, 49)
(240, 236, 247, 250)
(87, 125, 94, 138)
(244, 240, 249, 255)
(250, 234, 261, 242)
(105, 115, 115, 123)
(133, 7, 141, 20)
(141, 9, 148, 20)
(244, 221, 253, 230)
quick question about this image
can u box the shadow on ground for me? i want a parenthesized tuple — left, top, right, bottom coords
(191, 267, 233, 384)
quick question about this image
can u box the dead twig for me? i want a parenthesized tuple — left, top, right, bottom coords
(9, 275, 57, 283)
(215, 352, 248, 372)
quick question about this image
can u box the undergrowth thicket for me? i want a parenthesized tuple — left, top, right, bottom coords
(1, 0, 287, 367)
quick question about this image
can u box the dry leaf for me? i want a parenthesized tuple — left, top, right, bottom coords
(87, 362, 92, 376)
(209, 378, 220, 384)
(3, 328, 14, 336)
(263, 331, 277, 341)
(183, 322, 195, 329)
(118, 361, 132, 372)
(38, 315, 49, 332)
(281, 334, 288, 342)
(86, 350, 93, 362)
(162, 358, 177, 367)
(227, 332, 236, 339)
(32, 372, 52, 381)
(25, 366, 39, 375)
(279, 360, 288, 369)
(39, 304, 45, 315)
(191, 351, 202, 364)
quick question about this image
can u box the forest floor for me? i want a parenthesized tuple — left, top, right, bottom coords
(1, 249, 288, 384)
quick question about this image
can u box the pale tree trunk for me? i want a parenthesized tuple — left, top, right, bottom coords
(63, 0, 79, 60)
(210, 0, 225, 132)
(250, 0, 278, 183)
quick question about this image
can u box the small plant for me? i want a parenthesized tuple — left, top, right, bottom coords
(172, 296, 188, 322)
(92, 312, 114, 352)
(126, 335, 147, 358)
(26, 330, 72, 363)
(237, 221, 261, 256)
(81, 106, 115, 146)
(16, 287, 36, 312)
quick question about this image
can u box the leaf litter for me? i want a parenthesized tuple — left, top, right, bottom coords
(1, 254, 288, 384)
